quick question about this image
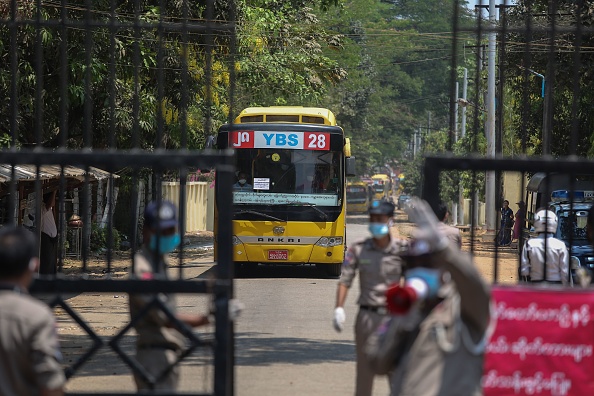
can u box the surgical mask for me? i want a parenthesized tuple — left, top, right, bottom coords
(405, 267, 442, 298)
(368, 222, 389, 238)
(238, 179, 247, 185)
(149, 233, 181, 254)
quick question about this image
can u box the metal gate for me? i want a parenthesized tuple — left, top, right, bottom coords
(420, 0, 594, 283)
(1, 1, 237, 395)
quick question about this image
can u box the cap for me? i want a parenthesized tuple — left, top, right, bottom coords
(144, 201, 178, 230)
(516, 200, 525, 206)
(368, 200, 395, 216)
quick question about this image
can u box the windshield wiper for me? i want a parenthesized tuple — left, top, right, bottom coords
(287, 202, 329, 221)
(234, 210, 285, 222)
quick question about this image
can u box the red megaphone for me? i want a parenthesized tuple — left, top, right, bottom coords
(386, 278, 429, 315)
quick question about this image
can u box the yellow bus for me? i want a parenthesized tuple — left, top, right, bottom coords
(346, 180, 371, 213)
(370, 173, 392, 202)
(215, 106, 356, 276)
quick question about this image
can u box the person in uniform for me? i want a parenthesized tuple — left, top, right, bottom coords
(433, 200, 462, 249)
(366, 198, 491, 396)
(332, 199, 407, 396)
(520, 209, 569, 285)
(40, 190, 58, 274)
(129, 200, 211, 391)
(0, 226, 66, 396)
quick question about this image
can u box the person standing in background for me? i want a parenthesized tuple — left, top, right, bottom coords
(40, 190, 58, 275)
(497, 200, 514, 246)
(433, 201, 462, 249)
(513, 201, 526, 242)
(0, 226, 66, 396)
(520, 209, 569, 285)
(333, 200, 407, 396)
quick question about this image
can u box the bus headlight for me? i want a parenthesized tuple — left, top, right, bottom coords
(315, 237, 343, 247)
(232, 236, 242, 246)
(571, 256, 581, 270)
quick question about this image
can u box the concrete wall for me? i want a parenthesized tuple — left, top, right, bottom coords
(162, 182, 214, 232)
(462, 199, 486, 226)
(503, 171, 529, 212)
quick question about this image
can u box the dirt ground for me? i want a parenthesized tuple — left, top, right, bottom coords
(56, 215, 517, 287)
(58, 230, 214, 278)
(54, 214, 518, 393)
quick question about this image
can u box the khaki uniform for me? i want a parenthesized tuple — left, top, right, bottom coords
(339, 237, 407, 396)
(366, 245, 491, 396)
(130, 248, 185, 391)
(437, 222, 462, 249)
(0, 285, 65, 396)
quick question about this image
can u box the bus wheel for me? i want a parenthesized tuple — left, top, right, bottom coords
(317, 263, 341, 277)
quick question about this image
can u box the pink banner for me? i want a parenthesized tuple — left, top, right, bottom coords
(483, 286, 594, 396)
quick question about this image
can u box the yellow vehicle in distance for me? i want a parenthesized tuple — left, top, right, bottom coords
(346, 181, 372, 213)
(371, 174, 393, 202)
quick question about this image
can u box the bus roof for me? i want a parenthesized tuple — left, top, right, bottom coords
(234, 106, 336, 126)
(527, 172, 594, 193)
(371, 174, 390, 180)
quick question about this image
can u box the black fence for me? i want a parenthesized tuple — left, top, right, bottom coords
(1, 0, 237, 395)
(417, 1, 594, 286)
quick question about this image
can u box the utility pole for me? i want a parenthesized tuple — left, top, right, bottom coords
(458, 68, 468, 226)
(485, 0, 497, 234)
(452, 82, 459, 225)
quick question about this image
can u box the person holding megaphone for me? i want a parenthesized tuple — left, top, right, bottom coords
(366, 198, 492, 396)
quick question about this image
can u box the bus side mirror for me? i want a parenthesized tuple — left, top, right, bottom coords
(346, 157, 356, 177)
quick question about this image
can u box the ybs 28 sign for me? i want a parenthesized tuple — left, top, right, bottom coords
(483, 287, 594, 396)
(229, 131, 330, 150)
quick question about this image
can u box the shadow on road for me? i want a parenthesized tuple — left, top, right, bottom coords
(195, 264, 340, 280)
(235, 332, 354, 366)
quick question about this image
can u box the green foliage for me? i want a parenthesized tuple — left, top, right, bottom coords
(503, 0, 594, 157)
(90, 223, 122, 253)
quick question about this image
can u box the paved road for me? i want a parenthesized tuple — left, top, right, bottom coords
(62, 214, 392, 395)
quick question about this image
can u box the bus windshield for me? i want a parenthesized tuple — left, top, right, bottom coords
(558, 210, 590, 241)
(347, 186, 368, 202)
(233, 148, 342, 207)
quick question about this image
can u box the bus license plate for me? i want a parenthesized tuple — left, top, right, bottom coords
(268, 250, 288, 260)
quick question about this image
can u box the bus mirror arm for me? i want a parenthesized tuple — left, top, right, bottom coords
(346, 157, 356, 177)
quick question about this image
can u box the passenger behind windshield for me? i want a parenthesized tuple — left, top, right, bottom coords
(233, 171, 253, 191)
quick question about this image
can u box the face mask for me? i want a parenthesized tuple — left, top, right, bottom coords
(150, 233, 181, 254)
(368, 222, 389, 238)
(238, 179, 247, 185)
(405, 267, 442, 298)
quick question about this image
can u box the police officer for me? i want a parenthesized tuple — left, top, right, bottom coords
(520, 209, 569, 285)
(366, 198, 491, 396)
(333, 199, 407, 396)
(129, 201, 211, 391)
(0, 226, 66, 396)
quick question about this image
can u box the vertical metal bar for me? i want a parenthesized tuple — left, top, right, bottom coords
(83, 0, 93, 148)
(132, 0, 141, 149)
(542, 0, 558, 156)
(204, 0, 215, 138)
(448, 0, 460, 152)
(58, 167, 67, 273)
(520, 1, 533, 155)
(108, 0, 117, 149)
(214, 163, 234, 396)
(34, 0, 44, 145)
(156, 0, 165, 150)
(59, 0, 69, 147)
(570, 1, 584, 156)
(9, 0, 18, 148)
